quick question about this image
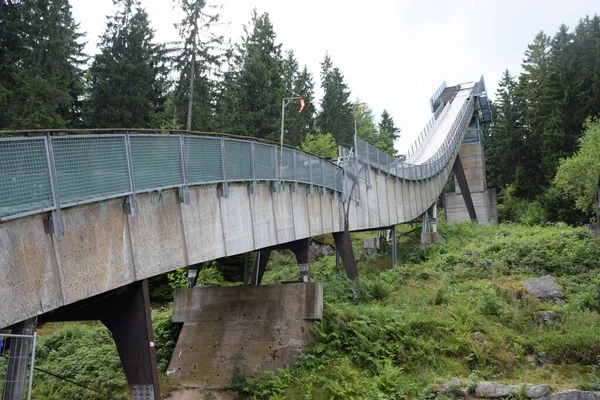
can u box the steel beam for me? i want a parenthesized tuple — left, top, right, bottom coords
(452, 154, 477, 221)
(333, 220, 358, 279)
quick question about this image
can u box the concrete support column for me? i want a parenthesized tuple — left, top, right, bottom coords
(452, 154, 477, 221)
(333, 223, 358, 279)
(2, 318, 36, 400)
(36, 280, 161, 399)
(100, 280, 160, 400)
(432, 204, 438, 233)
(251, 249, 271, 286)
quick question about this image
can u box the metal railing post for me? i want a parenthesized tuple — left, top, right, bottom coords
(273, 144, 280, 193)
(178, 133, 190, 205)
(123, 132, 138, 216)
(292, 150, 298, 192)
(321, 161, 326, 196)
(308, 155, 313, 194)
(44, 134, 64, 236)
(249, 141, 257, 194)
(27, 333, 37, 400)
(219, 137, 229, 198)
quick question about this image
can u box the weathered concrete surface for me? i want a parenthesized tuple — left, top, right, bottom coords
(58, 199, 134, 303)
(181, 185, 226, 263)
(271, 187, 295, 243)
(169, 283, 322, 388)
(1, 154, 459, 328)
(291, 188, 310, 240)
(446, 142, 498, 225)
(130, 190, 186, 280)
(0, 215, 62, 327)
(220, 185, 254, 256)
(249, 184, 277, 249)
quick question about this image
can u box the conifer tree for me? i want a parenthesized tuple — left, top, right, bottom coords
(0, 0, 85, 129)
(318, 53, 354, 147)
(378, 110, 401, 156)
(171, 0, 223, 131)
(85, 0, 168, 128)
(235, 10, 284, 140)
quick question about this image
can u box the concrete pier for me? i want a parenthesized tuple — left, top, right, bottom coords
(168, 283, 323, 388)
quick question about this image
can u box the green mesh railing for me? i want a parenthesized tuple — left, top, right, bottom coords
(0, 132, 344, 221)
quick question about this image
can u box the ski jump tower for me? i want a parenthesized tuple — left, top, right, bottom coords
(430, 82, 497, 224)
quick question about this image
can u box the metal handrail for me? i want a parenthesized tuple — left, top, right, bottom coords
(0, 132, 345, 222)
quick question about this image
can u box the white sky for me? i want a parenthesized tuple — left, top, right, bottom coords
(71, 0, 598, 152)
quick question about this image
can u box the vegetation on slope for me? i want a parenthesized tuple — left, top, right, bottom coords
(234, 222, 600, 399)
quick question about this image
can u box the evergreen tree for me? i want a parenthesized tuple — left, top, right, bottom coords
(282, 50, 299, 96)
(318, 53, 354, 147)
(515, 31, 552, 197)
(213, 42, 242, 133)
(85, 0, 168, 128)
(235, 10, 283, 140)
(0, 0, 85, 129)
(484, 70, 525, 190)
(284, 65, 316, 147)
(378, 110, 401, 156)
(171, 0, 223, 131)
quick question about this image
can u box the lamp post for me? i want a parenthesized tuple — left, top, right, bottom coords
(279, 96, 303, 188)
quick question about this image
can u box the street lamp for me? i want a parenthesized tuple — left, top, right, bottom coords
(279, 96, 304, 188)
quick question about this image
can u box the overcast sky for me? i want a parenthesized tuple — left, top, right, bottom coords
(70, 0, 598, 152)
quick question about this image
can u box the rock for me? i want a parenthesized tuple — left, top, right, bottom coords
(528, 385, 552, 398)
(523, 276, 565, 304)
(321, 245, 334, 257)
(541, 390, 600, 400)
(363, 237, 381, 254)
(308, 242, 335, 263)
(442, 380, 466, 398)
(535, 311, 562, 326)
(473, 332, 489, 344)
(475, 382, 522, 398)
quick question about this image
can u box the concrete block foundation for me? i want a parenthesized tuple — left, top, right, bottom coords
(168, 283, 323, 389)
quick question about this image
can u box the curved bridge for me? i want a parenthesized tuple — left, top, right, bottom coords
(0, 78, 490, 331)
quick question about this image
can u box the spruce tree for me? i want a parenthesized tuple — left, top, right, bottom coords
(0, 0, 85, 129)
(378, 110, 401, 156)
(235, 10, 284, 140)
(85, 0, 168, 128)
(318, 53, 354, 147)
(282, 65, 315, 147)
(171, 0, 223, 131)
(484, 70, 525, 190)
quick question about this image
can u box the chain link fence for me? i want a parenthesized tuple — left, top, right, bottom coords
(0, 333, 37, 400)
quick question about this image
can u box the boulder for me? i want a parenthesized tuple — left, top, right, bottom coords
(529, 385, 552, 398)
(541, 391, 600, 400)
(535, 311, 562, 326)
(308, 242, 335, 263)
(475, 382, 522, 398)
(523, 276, 565, 304)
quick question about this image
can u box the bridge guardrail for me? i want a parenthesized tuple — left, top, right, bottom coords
(0, 133, 344, 222)
(350, 85, 476, 181)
